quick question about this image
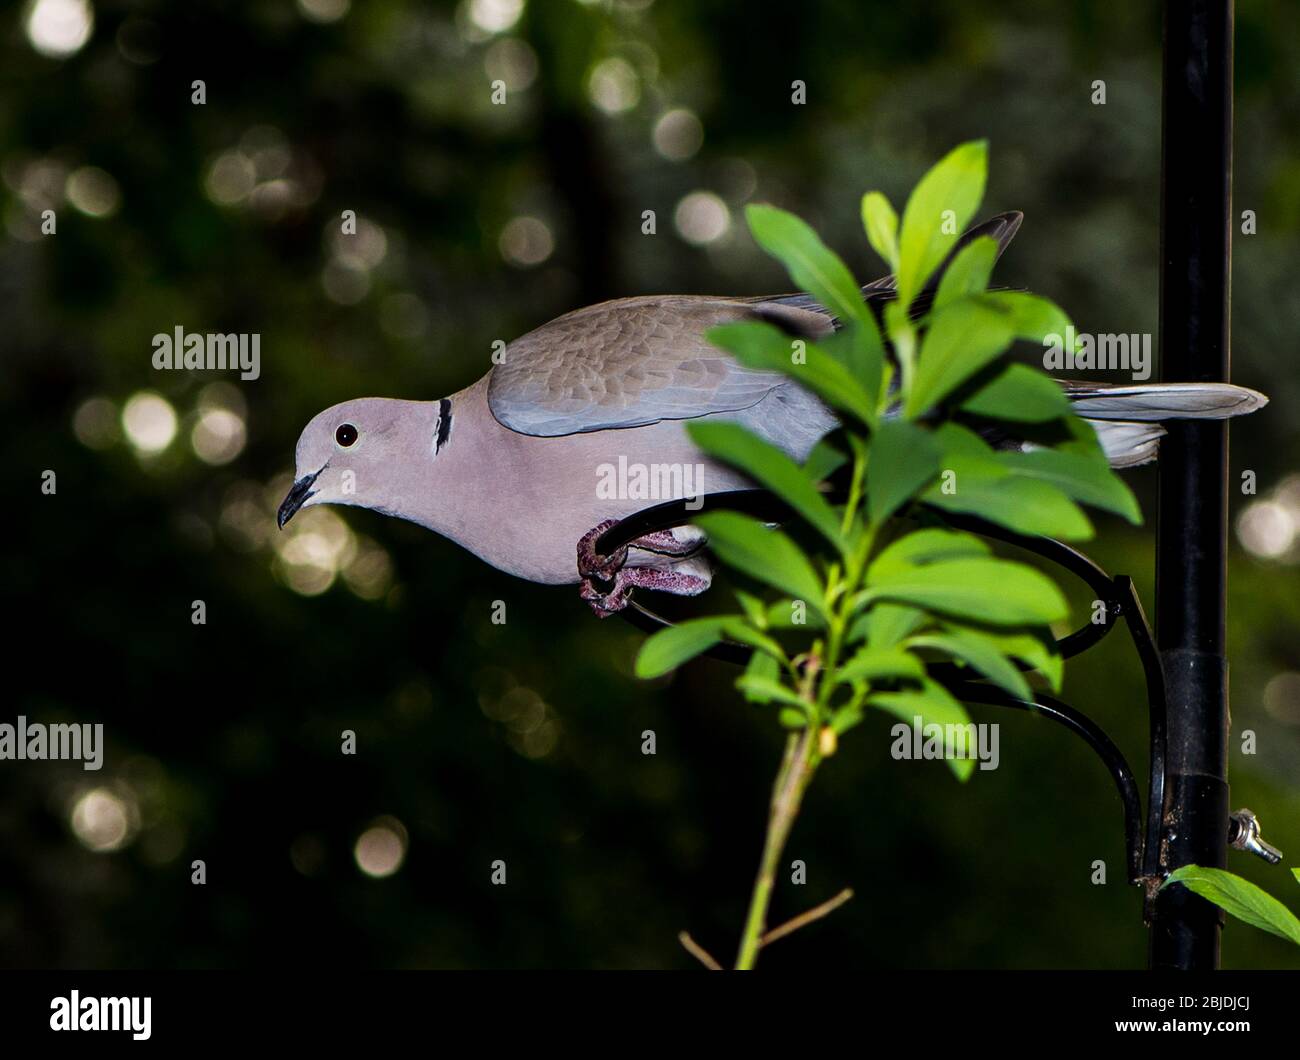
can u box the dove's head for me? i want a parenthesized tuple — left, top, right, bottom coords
(278, 396, 447, 529)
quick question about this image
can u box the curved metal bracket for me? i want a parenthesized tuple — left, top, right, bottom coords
(945, 682, 1144, 883)
(596, 488, 1169, 889)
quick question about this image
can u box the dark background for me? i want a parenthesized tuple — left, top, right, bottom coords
(4, 0, 1299, 969)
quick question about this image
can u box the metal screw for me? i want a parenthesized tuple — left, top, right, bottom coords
(1228, 808, 1283, 864)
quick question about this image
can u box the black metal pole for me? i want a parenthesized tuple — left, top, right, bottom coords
(1149, 0, 1234, 970)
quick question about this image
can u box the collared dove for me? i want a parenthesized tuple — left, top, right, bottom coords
(280, 212, 1267, 615)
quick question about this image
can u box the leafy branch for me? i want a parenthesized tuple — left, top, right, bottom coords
(635, 141, 1144, 969)
(1162, 865, 1300, 950)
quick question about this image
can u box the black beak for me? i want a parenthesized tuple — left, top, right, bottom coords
(277, 470, 320, 529)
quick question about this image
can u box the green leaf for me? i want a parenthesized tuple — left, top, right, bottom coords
(694, 511, 825, 611)
(803, 436, 848, 484)
(861, 191, 900, 271)
(866, 419, 942, 524)
(884, 300, 916, 389)
(837, 646, 925, 685)
(719, 618, 787, 662)
(634, 618, 730, 678)
(740, 649, 782, 703)
(868, 604, 928, 646)
(943, 624, 1062, 692)
(688, 420, 845, 550)
(868, 679, 976, 781)
(765, 597, 826, 630)
(906, 295, 1016, 418)
(905, 631, 1032, 701)
(926, 476, 1094, 541)
(997, 449, 1142, 524)
(921, 426, 1095, 541)
(708, 321, 877, 426)
(934, 236, 999, 311)
(736, 674, 811, 713)
(830, 706, 867, 736)
(960, 363, 1072, 423)
(979, 290, 1074, 345)
(746, 204, 872, 331)
(847, 603, 927, 648)
(821, 326, 884, 412)
(867, 528, 991, 583)
(778, 708, 809, 729)
(896, 140, 988, 309)
(1054, 410, 1111, 463)
(866, 556, 1070, 626)
(733, 589, 768, 629)
(931, 421, 999, 460)
(1162, 866, 1300, 947)
(635, 614, 785, 681)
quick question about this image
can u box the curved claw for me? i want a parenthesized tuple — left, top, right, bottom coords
(576, 522, 710, 617)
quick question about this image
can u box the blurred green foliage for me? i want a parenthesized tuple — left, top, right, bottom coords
(4, 0, 1299, 969)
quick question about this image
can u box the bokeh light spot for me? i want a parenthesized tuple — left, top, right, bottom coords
(653, 108, 703, 161)
(1236, 500, 1294, 559)
(484, 37, 538, 91)
(467, 0, 524, 34)
(121, 392, 177, 455)
(354, 817, 408, 878)
(274, 505, 358, 596)
(342, 538, 394, 600)
(191, 408, 247, 465)
(70, 788, 137, 853)
(1263, 672, 1300, 725)
(24, 0, 93, 58)
(72, 396, 118, 449)
(588, 57, 640, 114)
(499, 216, 553, 267)
(674, 190, 730, 245)
(329, 215, 388, 269)
(65, 166, 121, 217)
(205, 151, 257, 206)
(297, 0, 349, 24)
(321, 263, 371, 304)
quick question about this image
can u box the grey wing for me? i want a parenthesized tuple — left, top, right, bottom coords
(486, 295, 833, 437)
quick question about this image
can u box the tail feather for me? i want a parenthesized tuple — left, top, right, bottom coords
(1085, 419, 1166, 468)
(1070, 381, 1267, 467)
(1063, 381, 1268, 421)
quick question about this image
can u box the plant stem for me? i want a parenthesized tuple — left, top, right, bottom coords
(761, 888, 854, 947)
(734, 727, 820, 969)
(733, 449, 876, 969)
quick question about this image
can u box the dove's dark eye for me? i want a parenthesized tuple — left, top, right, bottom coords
(335, 423, 358, 447)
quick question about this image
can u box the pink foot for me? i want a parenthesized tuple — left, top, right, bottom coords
(577, 521, 710, 617)
(578, 564, 712, 618)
